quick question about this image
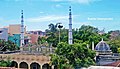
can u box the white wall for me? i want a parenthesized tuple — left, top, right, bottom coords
(0, 28, 8, 41)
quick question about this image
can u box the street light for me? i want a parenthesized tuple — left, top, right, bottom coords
(57, 23, 63, 43)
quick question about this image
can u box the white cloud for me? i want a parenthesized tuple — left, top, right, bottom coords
(69, 0, 98, 4)
(5, 0, 24, 1)
(40, 12, 44, 14)
(51, 0, 102, 4)
(25, 15, 80, 30)
(55, 4, 62, 7)
(26, 15, 68, 23)
(51, 0, 63, 2)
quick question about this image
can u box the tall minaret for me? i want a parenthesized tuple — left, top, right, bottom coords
(68, 6, 73, 44)
(20, 10, 24, 47)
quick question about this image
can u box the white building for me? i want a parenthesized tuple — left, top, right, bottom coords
(82, 66, 120, 69)
(0, 28, 8, 41)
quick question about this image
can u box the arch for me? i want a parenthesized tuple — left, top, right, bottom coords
(30, 62, 40, 69)
(42, 63, 51, 69)
(10, 61, 18, 68)
(19, 62, 28, 69)
(54, 65, 58, 69)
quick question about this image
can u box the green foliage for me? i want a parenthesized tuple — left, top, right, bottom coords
(0, 40, 19, 51)
(79, 25, 99, 33)
(107, 36, 120, 53)
(46, 32, 59, 47)
(50, 42, 96, 68)
(73, 25, 108, 49)
(46, 24, 108, 48)
(50, 54, 72, 69)
(0, 60, 11, 67)
(118, 48, 120, 53)
(48, 23, 58, 33)
(37, 36, 46, 44)
(60, 28, 68, 43)
(46, 23, 59, 47)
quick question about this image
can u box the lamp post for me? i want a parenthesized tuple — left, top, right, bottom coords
(57, 23, 63, 43)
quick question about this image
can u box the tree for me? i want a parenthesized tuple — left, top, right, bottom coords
(37, 36, 46, 44)
(50, 42, 96, 68)
(46, 24, 110, 48)
(0, 40, 19, 51)
(60, 28, 68, 43)
(46, 23, 59, 47)
(0, 60, 11, 67)
(118, 48, 120, 53)
(73, 25, 106, 49)
(107, 36, 120, 53)
(48, 23, 58, 33)
(79, 25, 99, 33)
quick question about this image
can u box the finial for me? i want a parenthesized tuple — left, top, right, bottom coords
(69, 6, 71, 9)
(69, 6, 71, 12)
(21, 10, 23, 12)
(21, 10, 23, 14)
(102, 38, 103, 41)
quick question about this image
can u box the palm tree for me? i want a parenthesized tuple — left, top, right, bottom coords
(48, 23, 57, 33)
(46, 23, 60, 47)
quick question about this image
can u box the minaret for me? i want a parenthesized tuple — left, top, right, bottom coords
(20, 10, 24, 47)
(68, 6, 73, 44)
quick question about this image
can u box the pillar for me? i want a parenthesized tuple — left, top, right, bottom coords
(41, 65, 43, 69)
(18, 63, 20, 69)
(92, 42, 94, 50)
(29, 46, 30, 52)
(28, 64, 30, 69)
(52, 65, 54, 69)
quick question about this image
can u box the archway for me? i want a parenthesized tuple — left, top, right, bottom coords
(42, 63, 51, 69)
(54, 65, 58, 69)
(30, 62, 40, 69)
(10, 61, 18, 68)
(19, 62, 28, 69)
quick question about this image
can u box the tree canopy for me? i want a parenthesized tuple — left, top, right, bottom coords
(50, 42, 96, 69)
(0, 40, 19, 51)
(45, 24, 109, 48)
(37, 36, 46, 45)
(0, 60, 11, 67)
(45, 23, 59, 47)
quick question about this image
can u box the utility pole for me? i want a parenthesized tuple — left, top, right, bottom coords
(57, 23, 63, 43)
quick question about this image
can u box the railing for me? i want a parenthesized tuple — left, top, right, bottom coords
(20, 45, 56, 55)
(0, 45, 56, 56)
(0, 50, 20, 54)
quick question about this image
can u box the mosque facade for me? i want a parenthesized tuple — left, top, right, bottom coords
(95, 39, 120, 66)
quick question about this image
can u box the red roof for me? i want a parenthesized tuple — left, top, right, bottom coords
(104, 60, 120, 67)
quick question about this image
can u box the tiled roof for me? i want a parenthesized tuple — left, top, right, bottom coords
(104, 60, 120, 67)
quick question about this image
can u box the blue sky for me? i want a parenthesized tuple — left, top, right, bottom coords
(0, 0, 120, 32)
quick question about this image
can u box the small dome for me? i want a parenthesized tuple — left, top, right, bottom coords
(95, 38, 110, 51)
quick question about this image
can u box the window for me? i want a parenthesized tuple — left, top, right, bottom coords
(0, 31, 2, 33)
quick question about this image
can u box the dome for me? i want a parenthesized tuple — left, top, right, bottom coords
(95, 39, 110, 51)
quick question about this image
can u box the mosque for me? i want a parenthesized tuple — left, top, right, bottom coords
(94, 38, 120, 66)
